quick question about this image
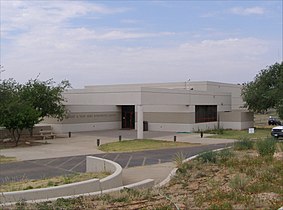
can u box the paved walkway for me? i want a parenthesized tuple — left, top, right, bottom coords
(0, 130, 236, 185)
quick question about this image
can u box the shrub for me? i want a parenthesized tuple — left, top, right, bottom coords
(174, 152, 185, 170)
(197, 150, 234, 164)
(204, 128, 224, 135)
(256, 138, 276, 158)
(47, 181, 54, 186)
(197, 151, 217, 163)
(54, 198, 76, 208)
(234, 137, 254, 150)
(111, 196, 129, 203)
(217, 149, 234, 163)
(23, 186, 33, 190)
(208, 202, 233, 210)
(35, 201, 53, 209)
(229, 174, 249, 191)
(63, 176, 71, 184)
(15, 200, 27, 210)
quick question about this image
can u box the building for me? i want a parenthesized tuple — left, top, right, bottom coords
(43, 81, 254, 139)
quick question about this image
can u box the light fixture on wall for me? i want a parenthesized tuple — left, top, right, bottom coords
(185, 78, 190, 90)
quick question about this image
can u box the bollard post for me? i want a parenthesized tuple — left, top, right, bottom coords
(119, 135, 122, 142)
(97, 139, 100, 147)
(200, 131, 203, 138)
(68, 132, 71, 138)
(174, 136, 177, 142)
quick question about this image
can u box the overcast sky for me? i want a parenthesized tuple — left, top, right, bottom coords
(1, 0, 282, 88)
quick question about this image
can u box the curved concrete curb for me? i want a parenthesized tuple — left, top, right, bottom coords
(0, 156, 155, 206)
(0, 179, 155, 207)
(0, 156, 122, 204)
(86, 156, 123, 190)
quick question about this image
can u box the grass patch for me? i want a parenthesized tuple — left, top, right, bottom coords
(206, 128, 271, 140)
(0, 172, 110, 192)
(204, 112, 280, 141)
(0, 155, 16, 163)
(98, 139, 198, 152)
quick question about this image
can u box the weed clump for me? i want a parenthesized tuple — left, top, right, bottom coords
(229, 174, 249, 191)
(197, 151, 218, 163)
(234, 137, 254, 150)
(256, 138, 276, 158)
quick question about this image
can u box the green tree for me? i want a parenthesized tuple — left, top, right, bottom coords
(242, 62, 283, 119)
(0, 78, 70, 146)
(0, 79, 41, 145)
(0, 100, 41, 146)
(21, 78, 71, 121)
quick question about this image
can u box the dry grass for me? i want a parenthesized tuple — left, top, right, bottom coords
(0, 155, 16, 163)
(0, 172, 110, 192)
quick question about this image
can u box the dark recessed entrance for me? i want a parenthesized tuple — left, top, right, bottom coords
(121, 105, 135, 129)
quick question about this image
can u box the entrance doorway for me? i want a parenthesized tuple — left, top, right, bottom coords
(121, 105, 135, 129)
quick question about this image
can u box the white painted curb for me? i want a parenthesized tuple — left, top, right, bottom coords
(0, 179, 155, 207)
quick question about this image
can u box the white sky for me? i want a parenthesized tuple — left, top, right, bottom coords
(1, 0, 282, 88)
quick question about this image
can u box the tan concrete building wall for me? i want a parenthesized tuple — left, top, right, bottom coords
(219, 111, 254, 130)
(41, 81, 252, 133)
(44, 112, 120, 124)
(190, 81, 244, 110)
(219, 111, 253, 122)
(63, 89, 142, 106)
(83, 81, 245, 109)
(144, 112, 195, 124)
(43, 105, 122, 133)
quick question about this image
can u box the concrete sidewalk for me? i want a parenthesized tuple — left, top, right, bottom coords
(0, 130, 235, 185)
(122, 162, 175, 185)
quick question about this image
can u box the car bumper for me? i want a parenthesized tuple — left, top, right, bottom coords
(271, 132, 283, 137)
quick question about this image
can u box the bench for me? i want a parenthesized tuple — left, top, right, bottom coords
(39, 130, 56, 140)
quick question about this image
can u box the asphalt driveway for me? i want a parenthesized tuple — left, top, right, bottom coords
(0, 143, 230, 183)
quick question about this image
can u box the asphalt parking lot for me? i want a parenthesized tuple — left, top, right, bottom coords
(0, 143, 230, 183)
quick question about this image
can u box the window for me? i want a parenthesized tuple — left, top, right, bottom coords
(195, 105, 217, 123)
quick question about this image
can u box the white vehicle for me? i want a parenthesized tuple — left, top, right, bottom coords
(271, 126, 283, 138)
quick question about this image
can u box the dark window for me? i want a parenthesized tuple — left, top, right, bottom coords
(195, 105, 217, 123)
